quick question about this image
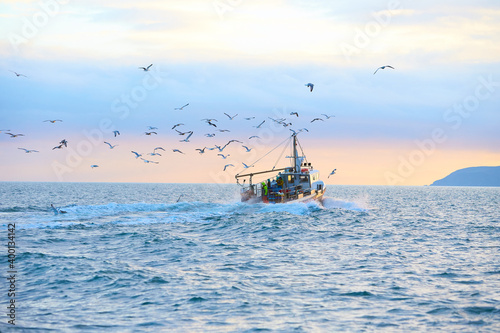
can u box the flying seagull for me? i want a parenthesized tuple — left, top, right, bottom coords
(10, 70, 27, 78)
(305, 83, 314, 92)
(373, 65, 394, 75)
(254, 120, 265, 128)
(328, 169, 337, 178)
(131, 151, 142, 158)
(174, 103, 189, 110)
(311, 118, 324, 123)
(195, 147, 207, 154)
(18, 148, 39, 153)
(148, 126, 158, 130)
(104, 141, 118, 149)
(176, 129, 192, 136)
(90, 165, 99, 169)
(242, 162, 253, 169)
(140, 158, 159, 164)
(113, 130, 120, 137)
(205, 133, 215, 137)
(145, 132, 157, 136)
(244, 117, 255, 120)
(217, 153, 230, 159)
(223, 164, 234, 171)
(224, 113, 238, 120)
(290, 112, 299, 117)
(139, 64, 153, 71)
(44, 120, 62, 123)
(59, 139, 68, 147)
(321, 114, 335, 119)
(5, 133, 24, 138)
(154, 147, 165, 152)
(179, 131, 193, 142)
(242, 145, 252, 152)
(249, 135, 260, 140)
(172, 123, 184, 130)
(172, 149, 185, 154)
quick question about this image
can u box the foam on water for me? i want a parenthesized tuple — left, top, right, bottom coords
(322, 196, 371, 212)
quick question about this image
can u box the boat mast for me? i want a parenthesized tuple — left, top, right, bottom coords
(292, 133, 299, 173)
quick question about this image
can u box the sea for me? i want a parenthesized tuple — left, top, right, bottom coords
(0, 182, 499, 332)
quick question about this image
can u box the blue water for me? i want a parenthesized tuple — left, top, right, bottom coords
(1, 182, 499, 332)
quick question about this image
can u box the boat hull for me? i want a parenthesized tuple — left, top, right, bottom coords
(242, 188, 325, 205)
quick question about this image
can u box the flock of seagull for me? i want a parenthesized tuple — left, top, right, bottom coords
(5, 63, 395, 177)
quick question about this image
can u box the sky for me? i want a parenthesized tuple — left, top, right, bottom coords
(1, 0, 499, 185)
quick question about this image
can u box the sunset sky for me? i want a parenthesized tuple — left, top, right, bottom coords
(1, 0, 499, 185)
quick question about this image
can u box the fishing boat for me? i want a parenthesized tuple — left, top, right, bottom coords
(235, 132, 325, 204)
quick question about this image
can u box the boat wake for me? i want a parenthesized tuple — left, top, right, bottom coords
(10, 196, 371, 230)
(321, 196, 371, 212)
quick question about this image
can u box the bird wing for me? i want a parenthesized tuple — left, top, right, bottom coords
(147, 64, 153, 69)
(373, 67, 381, 75)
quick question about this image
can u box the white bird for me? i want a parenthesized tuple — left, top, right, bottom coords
(299, 128, 309, 132)
(254, 120, 265, 128)
(59, 139, 68, 147)
(131, 151, 142, 158)
(205, 133, 215, 137)
(195, 147, 206, 154)
(44, 120, 62, 123)
(305, 83, 314, 92)
(179, 131, 193, 142)
(321, 114, 335, 119)
(214, 145, 225, 152)
(113, 130, 120, 137)
(217, 153, 230, 159)
(18, 148, 38, 153)
(328, 169, 337, 178)
(139, 64, 153, 71)
(5, 133, 24, 138)
(373, 65, 394, 75)
(242, 145, 252, 152)
(311, 118, 324, 123)
(10, 70, 27, 78)
(174, 103, 189, 110)
(172, 123, 184, 130)
(154, 147, 165, 152)
(224, 113, 238, 120)
(218, 129, 230, 132)
(90, 165, 99, 169)
(249, 135, 260, 140)
(176, 130, 192, 136)
(173, 149, 185, 154)
(141, 158, 159, 164)
(290, 112, 299, 117)
(223, 164, 234, 171)
(244, 117, 255, 120)
(148, 126, 158, 130)
(104, 141, 118, 149)
(145, 132, 157, 135)
(242, 162, 253, 169)
(148, 152, 162, 156)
